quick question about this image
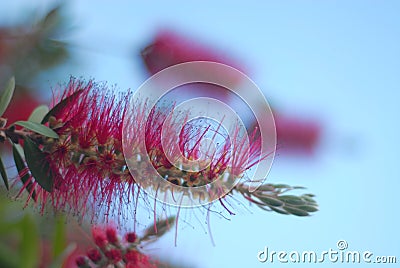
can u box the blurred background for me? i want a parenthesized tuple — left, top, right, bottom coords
(0, 1, 399, 267)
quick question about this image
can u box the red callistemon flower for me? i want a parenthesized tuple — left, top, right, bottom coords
(125, 249, 157, 268)
(75, 225, 157, 268)
(15, 78, 136, 219)
(91, 226, 108, 249)
(125, 232, 137, 243)
(87, 248, 102, 263)
(104, 249, 122, 263)
(16, 77, 267, 221)
(106, 226, 119, 245)
(121, 103, 267, 212)
(75, 256, 89, 268)
(126, 104, 264, 189)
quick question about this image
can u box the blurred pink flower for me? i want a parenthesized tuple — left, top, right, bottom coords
(274, 113, 321, 154)
(141, 29, 242, 74)
(141, 29, 245, 103)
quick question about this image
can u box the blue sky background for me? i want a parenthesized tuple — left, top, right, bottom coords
(1, 1, 399, 267)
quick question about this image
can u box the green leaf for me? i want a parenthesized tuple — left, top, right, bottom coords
(14, 143, 25, 158)
(12, 145, 36, 200)
(28, 105, 49, 123)
(272, 184, 291, 189)
(23, 137, 53, 192)
(283, 206, 309, 217)
(41, 89, 83, 123)
(142, 216, 176, 242)
(254, 184, 275, 192)
(269, 206, 290, 215)
(37, 40, 68, 69)
(296, 205, 318, 213)
(0, 242, 19, 268)
(257, 195, 284, 207)
(302, 195, 318, 204)
(0, 157, 8, 190)
(39, 6, 62, 34)
(19, 215, 39, 268)
(15, 121, 59, 139)
(53, 216, 66, 258)
(0, 77, 15, 117)
(277, 195, 307, 206)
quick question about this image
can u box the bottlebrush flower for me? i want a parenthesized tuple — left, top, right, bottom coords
(125, 232, 137, 243)
(75, 256, 89, 268)
(87, 248, 102, 263)
(75, 225, 157, 268)
(106, 226, 119, 245)
(123, 103, 267, 208)
(13, 78, 136, 219)
(92, 226, 108, 249)
(7, 77, 315, 225)
(10, 77, 263, 218)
